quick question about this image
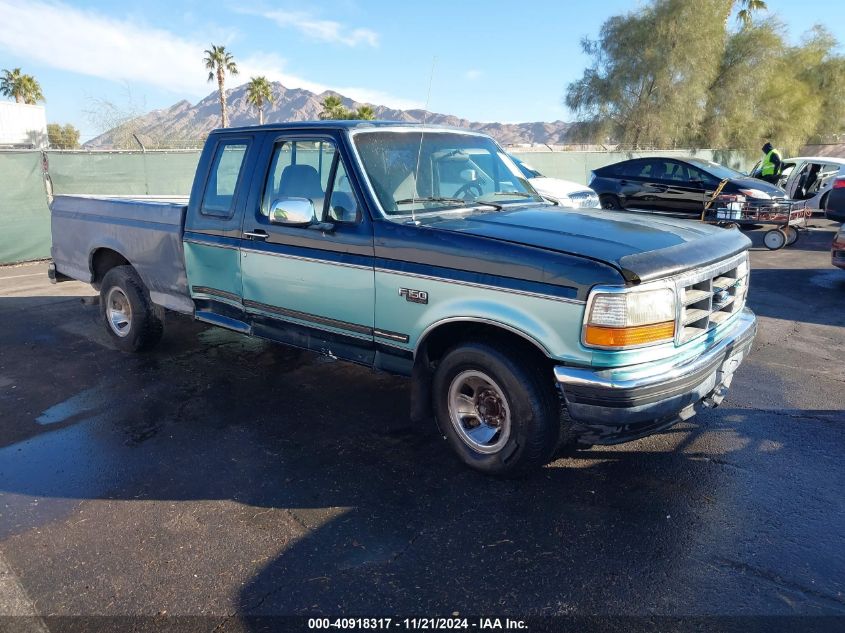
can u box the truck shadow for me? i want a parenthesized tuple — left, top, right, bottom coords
(746, 267, 845, 327)
(1, 297, 843, 619)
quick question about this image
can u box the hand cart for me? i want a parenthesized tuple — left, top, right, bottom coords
(701, 178, 809, 250)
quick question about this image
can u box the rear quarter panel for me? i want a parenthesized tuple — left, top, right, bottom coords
(50, 195, 192, 313)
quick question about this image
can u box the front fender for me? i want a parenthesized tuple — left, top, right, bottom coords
(374, 270, 590, 365)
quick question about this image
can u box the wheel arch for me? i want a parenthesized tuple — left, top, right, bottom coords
(409, 317, 556, 425)
(89, 247, 131, 288)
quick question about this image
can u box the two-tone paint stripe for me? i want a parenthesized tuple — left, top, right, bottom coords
(185, 232, 584, 304)
(193, 285, 409, 345)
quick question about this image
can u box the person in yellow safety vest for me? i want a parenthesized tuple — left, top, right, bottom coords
(759, 142, 783, 184)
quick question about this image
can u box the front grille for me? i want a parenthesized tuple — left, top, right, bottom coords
(677, 253, 749, 344)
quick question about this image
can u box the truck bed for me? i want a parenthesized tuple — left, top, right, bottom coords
(50, 195, 193, 314)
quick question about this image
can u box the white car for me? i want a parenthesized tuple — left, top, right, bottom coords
(751, 156, 845, 213)
(509, 154, 600, 209)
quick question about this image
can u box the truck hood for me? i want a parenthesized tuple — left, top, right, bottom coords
(427, 205, 751, 283)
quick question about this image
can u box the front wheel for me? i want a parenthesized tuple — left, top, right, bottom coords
(99, 265, 163, 352)
(432, 342, 560, 476)
(763, 228, 787, 250)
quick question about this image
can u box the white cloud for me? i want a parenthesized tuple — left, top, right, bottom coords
(0, 0, 411, 107)
(243, 9, 379, 48)
(234, 52, 421, 110)
(464, 69, 483, 80)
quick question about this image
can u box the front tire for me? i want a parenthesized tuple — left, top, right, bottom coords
(432, 342, 559, 476)
(763, 228, 787, 250)
(99, 266, 163, 352)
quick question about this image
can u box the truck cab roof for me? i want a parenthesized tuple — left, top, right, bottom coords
(213, 120, 483, 136)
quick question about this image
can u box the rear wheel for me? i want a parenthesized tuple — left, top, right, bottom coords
(763, 228, 787, 250)
(99, 266, 163, 352)
(432, 341, 560, 476)
(783, 226, 799, 246)
(599, 194, 622, 210)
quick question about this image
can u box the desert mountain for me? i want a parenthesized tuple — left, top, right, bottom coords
(85, 82, 571, 148)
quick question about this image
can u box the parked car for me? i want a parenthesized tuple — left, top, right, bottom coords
(824, 176, 845, 223)
(508, 154, 600, 208)
(750, 156, 845, 213)
(589, 156, 787, 214)
(49, 121, 756, 476)
(832, 224, 845, 269)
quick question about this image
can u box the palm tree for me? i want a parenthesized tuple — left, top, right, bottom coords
(354, 105, 375, 120)
(1, 68, 25, 103)
(1, 69, 45, 104)
(203, 44, 238, 128)
(319, 95, 348, 120)
(725, 0, 767, 29)
(20, 75, 45, 105)
(246, 76, 274, 125)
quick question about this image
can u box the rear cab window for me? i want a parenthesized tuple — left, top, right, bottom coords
(201, 141, 249, 217)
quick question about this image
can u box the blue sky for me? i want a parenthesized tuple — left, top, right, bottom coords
(1, 0, 843, 140)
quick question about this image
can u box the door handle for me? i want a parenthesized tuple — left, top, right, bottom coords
(243, 230, 268, 241)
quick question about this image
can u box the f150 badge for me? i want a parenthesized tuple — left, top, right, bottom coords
(399, 287, 428, 304)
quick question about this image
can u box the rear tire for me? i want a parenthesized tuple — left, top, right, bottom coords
(99, 266, 163, 352)
(600, 194, 622, 210)
(783, 226, 799, 246)
(432, 341, 559, 476)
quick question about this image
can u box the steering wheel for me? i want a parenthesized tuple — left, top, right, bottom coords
(454, 182, 483, 201)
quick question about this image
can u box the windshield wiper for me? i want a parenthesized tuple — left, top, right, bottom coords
(395, 197, 503, 211)
(395, 196, 467, 205)
(486, 191, 537, 198)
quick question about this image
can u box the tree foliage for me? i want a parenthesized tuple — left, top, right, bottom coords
(203, 44, 238, 128)
(47, 123, 80, 149)
(1, 68, 45, 104)
(566, 0, 845, 152)
(319, 95, 376, 120)
(246, 76, 274, 125)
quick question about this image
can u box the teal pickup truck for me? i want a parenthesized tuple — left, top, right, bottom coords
(49, 121, 756, 475)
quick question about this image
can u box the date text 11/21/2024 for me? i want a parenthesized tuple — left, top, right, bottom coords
(307, 617, 527, 629)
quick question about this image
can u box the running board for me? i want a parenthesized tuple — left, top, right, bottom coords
(195, 310, 251, 334)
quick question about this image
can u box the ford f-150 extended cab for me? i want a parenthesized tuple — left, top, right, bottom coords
(49, 121, 757, 475)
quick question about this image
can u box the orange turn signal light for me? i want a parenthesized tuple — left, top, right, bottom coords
(585, 321, 675, 348)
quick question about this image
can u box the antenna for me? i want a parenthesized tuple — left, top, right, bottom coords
(410, 56, 437, 224)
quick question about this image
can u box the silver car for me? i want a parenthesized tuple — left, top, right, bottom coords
(752, 156, 845, 213)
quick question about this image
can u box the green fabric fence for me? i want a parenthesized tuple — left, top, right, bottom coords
(0, 152, 51, 265)
(0, 148, 751, 265)
(0, 150, 200, 264)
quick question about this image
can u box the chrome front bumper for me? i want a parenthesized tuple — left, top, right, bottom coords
(554, 308, 757, 444)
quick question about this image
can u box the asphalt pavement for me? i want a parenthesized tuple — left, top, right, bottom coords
(0, 221, 843, 631)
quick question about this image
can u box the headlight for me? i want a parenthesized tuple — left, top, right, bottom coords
(739, 188, 771, 200)
(584, 287, 676, 349)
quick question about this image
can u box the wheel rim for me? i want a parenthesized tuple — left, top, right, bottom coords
(106, 286, 132, 337)
(447, 370, 511, 454)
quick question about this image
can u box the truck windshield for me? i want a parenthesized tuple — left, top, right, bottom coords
(352, 130, 544, 218)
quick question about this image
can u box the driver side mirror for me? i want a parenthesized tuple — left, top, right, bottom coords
(269, 197, 317, 226)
